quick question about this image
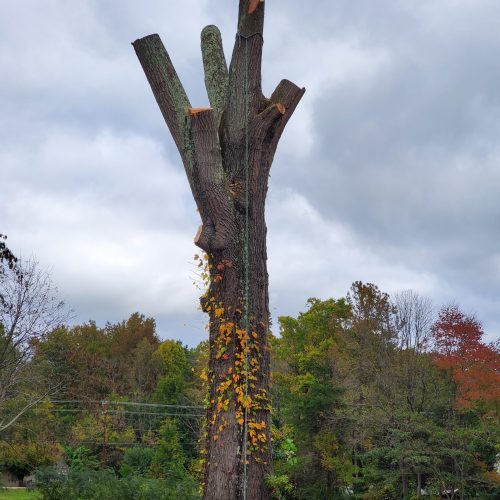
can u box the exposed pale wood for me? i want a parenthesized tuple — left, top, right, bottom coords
(188, 107, 213, 115)
(248, 0, 264, 15)
(270, 79, 305, 109)
(194, 225, 203, 244)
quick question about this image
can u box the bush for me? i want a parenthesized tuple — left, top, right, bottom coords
(119, 447, 154, 477)
(33, 467, 68, 500)
(34, 466, 200, 500)
(266, 473, 295, 499)
(63, 446, 99, 471)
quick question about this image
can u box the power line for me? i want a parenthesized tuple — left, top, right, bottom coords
(34, 408, 203, 418)
(46, 400, 204, 410)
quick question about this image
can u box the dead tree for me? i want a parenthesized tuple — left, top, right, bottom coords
(133, 1, 304, 498)
(0, 258, 67, 432)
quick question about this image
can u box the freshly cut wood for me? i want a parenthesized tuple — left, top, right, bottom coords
(276, 102, 286, 114)
(188, 107, 213, 115)
(248, 0, 264, 15)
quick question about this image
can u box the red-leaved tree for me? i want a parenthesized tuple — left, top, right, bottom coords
(431, 305, 500, 408)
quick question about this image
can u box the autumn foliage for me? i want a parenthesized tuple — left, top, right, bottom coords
(431, 305, 500, 408)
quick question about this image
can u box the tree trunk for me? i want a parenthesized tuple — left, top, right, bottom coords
(400, 458, 408, 498)
(132, 1, 304, 498)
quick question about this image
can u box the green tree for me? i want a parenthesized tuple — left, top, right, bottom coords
(151, 418, 186, 478)
(34, 314, 161, 402)
(120, 446, 155, 477)
(153, 340, 192, 405)
(274, 297, 354, 497)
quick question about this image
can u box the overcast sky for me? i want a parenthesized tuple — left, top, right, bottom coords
(1, 0, 499, 345)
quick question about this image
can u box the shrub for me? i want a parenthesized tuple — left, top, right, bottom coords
(34, 466, 199, 500)
(119, 447, 154, 477)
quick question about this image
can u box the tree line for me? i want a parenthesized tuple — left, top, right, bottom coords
(1, 238, 499, 499)
(270, 282, 499, 499)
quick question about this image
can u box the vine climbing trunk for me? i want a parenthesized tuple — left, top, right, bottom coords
(133, 2, 304, 498)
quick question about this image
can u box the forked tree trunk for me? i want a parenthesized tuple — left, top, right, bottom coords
(133, 2, 304, 498)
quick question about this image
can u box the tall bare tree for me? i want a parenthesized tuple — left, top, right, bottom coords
(394, 289, 434, 352)
(0, 258, 67, 432)
(393, 290, 435, 413)
(133, 1, 304, 498)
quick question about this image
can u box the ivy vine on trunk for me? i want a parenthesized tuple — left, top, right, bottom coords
(133, 1, 304, 498)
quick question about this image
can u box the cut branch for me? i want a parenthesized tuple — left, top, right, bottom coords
(237, 0, 265, 38)
(201, 25, 229, 129)
(226, 0, 265, 135)
(132, 34, 191, 159)
(187, 109, 235, 252)
(266, 79, 306, 164)
(270, 79, 305, 112)
(251, 79, 305, 173)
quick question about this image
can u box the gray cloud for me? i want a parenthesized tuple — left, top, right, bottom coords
(1, 0, 498, 343)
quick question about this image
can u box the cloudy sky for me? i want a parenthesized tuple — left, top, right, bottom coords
(1, 0, 499, 345)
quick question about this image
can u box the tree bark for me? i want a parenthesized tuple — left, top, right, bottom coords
(132, 1, 304, 499)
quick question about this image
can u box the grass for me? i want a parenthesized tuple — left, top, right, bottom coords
(0, 489, 41, 500)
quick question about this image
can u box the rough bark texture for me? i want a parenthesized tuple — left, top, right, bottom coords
(133, 2, 304, 498)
